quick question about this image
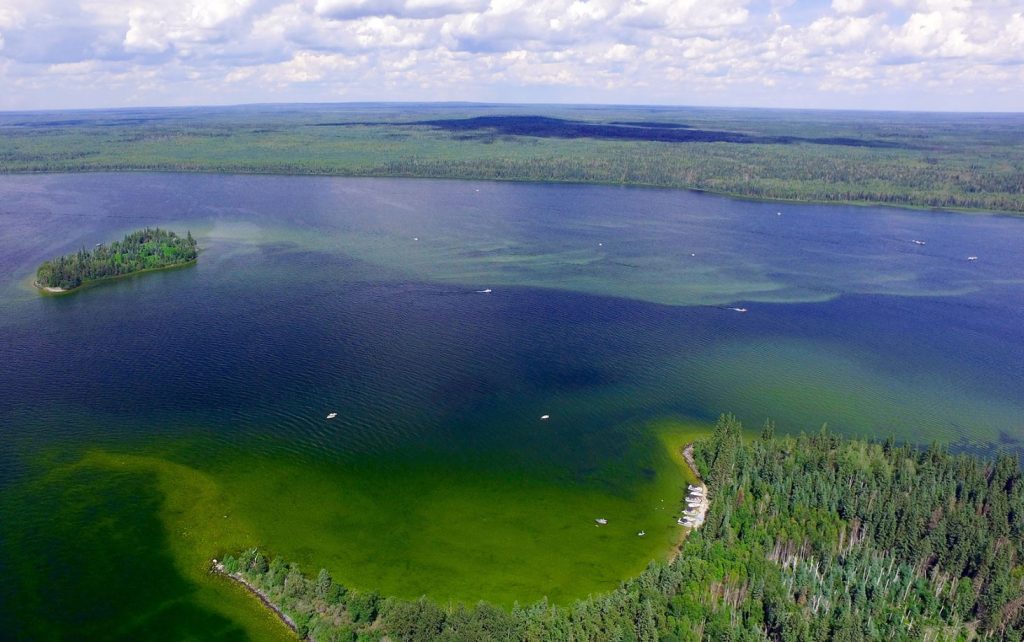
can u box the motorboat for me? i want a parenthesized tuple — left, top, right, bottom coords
(326, 412, 337, 419)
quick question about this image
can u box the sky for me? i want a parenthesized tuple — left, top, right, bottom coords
(0, 0, 1022, 112)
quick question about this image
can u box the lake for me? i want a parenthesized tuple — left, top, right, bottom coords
(1, 174, 1022, 640)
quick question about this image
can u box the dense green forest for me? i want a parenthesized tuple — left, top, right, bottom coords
(35, 228, 197, 291)
(219, 416, 1024, 641)
(2, 105, 1022, 213)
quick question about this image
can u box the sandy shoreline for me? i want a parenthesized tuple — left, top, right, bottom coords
(681, 443, 700, 479)
(669, 442, 708, 563)
(33, 280, 67, 293)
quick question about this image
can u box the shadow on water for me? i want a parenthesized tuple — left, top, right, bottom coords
(0, 465, 252, 641)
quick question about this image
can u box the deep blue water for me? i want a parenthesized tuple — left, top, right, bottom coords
(1, 173, 1021, 463)
(0, 173, 1022, 637)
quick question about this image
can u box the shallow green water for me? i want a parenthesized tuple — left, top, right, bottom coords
(0, 174, 1022, 639)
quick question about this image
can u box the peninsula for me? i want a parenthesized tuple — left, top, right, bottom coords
(35, 228, 198, 293)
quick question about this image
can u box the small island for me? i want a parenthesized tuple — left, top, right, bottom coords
(35, 228, 198, 293)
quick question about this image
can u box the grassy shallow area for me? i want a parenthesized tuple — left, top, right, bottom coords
(664, 338, 1024, 447)
(0, 420, 708, 640)
(224, 418, 1024, 641)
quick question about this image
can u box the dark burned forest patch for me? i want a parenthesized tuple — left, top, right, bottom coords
(311, 115, 906, 149)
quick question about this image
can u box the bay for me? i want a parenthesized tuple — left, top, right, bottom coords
(0, 174, 1021, 639)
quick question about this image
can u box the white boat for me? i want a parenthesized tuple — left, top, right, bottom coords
(476, 289, 492, 293)
(637, 530, 646, 537)
(595, 518, 608, 525)
(540, 414, 550, 420)
(687, 485, 702, 492)
(912, 239, 926, 245)
(967, 256, 978, 261)
(729, 307, 748, 313)
(326, 412, 337, 419)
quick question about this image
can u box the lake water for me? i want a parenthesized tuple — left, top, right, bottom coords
(1, 174, 1022, 639)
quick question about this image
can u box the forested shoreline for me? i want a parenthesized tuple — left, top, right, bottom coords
(35, 227, 197, 291)
(3, 106, 1022, 214)
(217, 416, 1024, 641)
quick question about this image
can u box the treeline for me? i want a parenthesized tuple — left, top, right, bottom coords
(373, 148, 1024, 213)
(221, 415, 1024, 641)
(2, 111, 1023, 214)
(36, 228, 197, 290)
(5, 149, 1022, 213)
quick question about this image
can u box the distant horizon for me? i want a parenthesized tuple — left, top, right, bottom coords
(2, 1, 1022, 113)
(2, 99, 1022, 117)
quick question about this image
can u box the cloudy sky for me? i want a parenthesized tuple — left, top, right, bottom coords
(1, 0, 1022, 111)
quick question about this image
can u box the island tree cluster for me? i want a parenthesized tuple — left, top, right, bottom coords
(36, 228, 197, 290)
(221, 415, 1024, 641)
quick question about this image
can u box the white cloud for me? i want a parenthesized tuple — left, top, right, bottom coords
(314, 0, 487, 20)
(831, 0, 868, 13)
(805, 15, 878, 49)
(122, 0, 261, 54)
(123, 8, 169, 53)
(0, 0, 1021, 110)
